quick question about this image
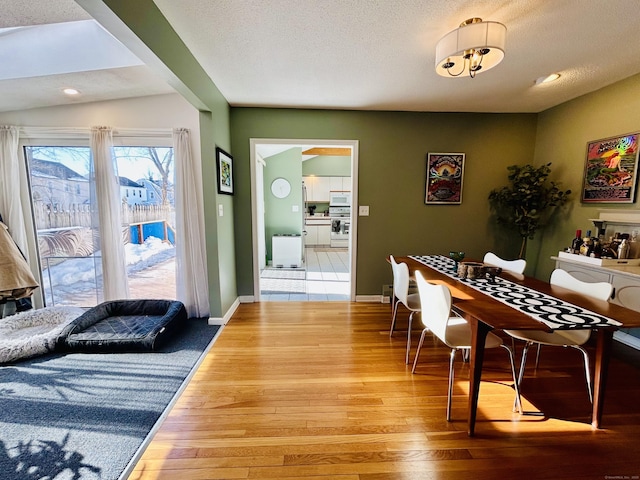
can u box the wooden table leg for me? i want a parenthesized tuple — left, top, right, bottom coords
(592, 328, 613, 429)
(467, 318, 492, 436)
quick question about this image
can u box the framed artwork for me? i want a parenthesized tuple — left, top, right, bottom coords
(581, 133, 640, 203)
(425, 153, 465, 204)
(216, 146, 234, 195)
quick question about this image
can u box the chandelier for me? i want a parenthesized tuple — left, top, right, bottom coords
(435, 18, 506, 78)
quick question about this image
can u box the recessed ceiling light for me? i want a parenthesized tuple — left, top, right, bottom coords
(63, 88, 80, 96)
(534, 73, 560, 85)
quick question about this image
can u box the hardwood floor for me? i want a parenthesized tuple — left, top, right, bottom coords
(128, 302, 640, 480)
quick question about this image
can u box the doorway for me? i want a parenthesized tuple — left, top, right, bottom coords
(250, 139, 358, 301)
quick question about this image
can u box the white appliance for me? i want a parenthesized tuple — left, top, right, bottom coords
(272, 234, 303, 268)
(329, 206, 350, 248)
(329, 191, 351, 207)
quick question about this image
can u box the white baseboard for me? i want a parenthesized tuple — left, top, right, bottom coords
(208, 297, 240, 326)
(614, 330, 640, 351)
(239, 295, 255, 303)
(355, 295, 385, 302)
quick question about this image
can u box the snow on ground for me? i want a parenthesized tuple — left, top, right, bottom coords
(40, 236, 175, 305)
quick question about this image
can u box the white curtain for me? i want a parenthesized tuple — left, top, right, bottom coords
(90, 126, 129, 300)
(0, 126, 29, 256)
(173, 128, 210, 318)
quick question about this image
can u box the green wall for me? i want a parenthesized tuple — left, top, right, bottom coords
(533, 73, 640, 281)
(264, 148, 303, 261)
(231, 108, 538, 297)
(302, 155, 351, 176)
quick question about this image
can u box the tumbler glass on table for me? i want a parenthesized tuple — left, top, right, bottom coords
(449, 251, 465, 273)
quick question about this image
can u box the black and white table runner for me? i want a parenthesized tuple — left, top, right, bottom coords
(409, 255, 621, 330)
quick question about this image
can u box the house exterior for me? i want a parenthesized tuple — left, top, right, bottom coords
(28, 158, 89, 211)
(119, 177, 147, 205)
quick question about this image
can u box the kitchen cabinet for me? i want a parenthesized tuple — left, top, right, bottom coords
(553, 255, 640, 350)
(304, 218, 331, 246)
(304, 176, 331, 202)
(305, 226, 318, 246)
(318, 225, 331, 245)
(611, 275, 640, 312)
(329, 176, 351, 192)
(304, 176, 351, 202)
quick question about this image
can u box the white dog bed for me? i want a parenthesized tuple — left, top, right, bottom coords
(0, 306, 84, 364)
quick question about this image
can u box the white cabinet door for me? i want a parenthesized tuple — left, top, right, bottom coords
(329, 177, 343, 191)
(303, 176, 316, 201)
(314, 177, 331, 201)
(318, 225, 331, 246)
(556, 261, 611, 283)
(305, 225, 318, 245)
(611, 275, 640, 311)
(305, 176, 331, 202)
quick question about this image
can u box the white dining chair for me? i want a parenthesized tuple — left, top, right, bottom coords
(411, 271, 522, 420)
(389, 255, 421, 364)
(504, 268, 613, 404)
(483, 251, 526, 275)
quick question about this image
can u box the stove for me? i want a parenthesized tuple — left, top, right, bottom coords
(329, 206, 350, 248)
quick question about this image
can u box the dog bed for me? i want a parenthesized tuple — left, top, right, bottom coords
(0, 306, 85, 364)
(58, 299, 187, 352)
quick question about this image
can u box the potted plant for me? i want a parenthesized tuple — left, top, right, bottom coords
(488, 163, 571, 259)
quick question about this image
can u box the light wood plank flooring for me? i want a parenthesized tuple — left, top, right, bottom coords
(128, 302, 640, 480)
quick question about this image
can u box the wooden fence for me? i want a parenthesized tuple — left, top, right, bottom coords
(33, 203, 174, 230)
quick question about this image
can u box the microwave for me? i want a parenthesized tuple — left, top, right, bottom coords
(329, 191, 351, 206)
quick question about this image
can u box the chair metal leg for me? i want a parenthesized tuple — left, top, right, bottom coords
(513, 341, 531, 412)
(534, 343, 542, 368)
(411, 328, 428, 373)
(446, 348, 457, 421)
(500, 343, 523, 414)
(390, 301, 399, 336)
(405, 312, 415, 364)
(516, 342, 545, 416)
(572, 345, 593, 403)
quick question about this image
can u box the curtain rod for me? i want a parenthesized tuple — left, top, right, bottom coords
(18, 126, 174, 139)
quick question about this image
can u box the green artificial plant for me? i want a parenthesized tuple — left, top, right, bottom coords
(488, 163, 571, 259)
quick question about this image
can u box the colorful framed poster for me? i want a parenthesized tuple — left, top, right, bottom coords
(216, 146, 234, 195)
(425, 153, 465, 204)
(581, 133, 640, 203)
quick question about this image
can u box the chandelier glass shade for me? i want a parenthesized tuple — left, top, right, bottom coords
(435, 18, 506, 78)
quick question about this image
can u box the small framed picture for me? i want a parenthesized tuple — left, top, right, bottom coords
(581, 133, 640, 203)
(216, 146, 234, 195)
(425, 153, 465, 204)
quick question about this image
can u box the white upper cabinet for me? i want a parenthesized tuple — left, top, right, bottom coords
(304, 176, 351, 202)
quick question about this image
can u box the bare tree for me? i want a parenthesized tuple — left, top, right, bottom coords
(114, 147, 173, 205)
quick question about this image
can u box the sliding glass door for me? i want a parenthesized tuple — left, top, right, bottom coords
(24, 145, 176, 307)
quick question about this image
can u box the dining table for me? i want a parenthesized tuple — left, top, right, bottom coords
(393, 254, 640, 436)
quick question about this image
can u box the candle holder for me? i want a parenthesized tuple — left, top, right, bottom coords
(449, 251, 465, 273)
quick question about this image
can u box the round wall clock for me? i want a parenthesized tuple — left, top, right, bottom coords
(271, 177, 291, 198)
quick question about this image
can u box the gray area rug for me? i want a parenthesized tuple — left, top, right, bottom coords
(0, 318, 220, 480)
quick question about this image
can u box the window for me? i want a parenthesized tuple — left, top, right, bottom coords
(24, 145, 176, 307)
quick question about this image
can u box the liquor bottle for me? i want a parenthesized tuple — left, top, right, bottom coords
(618, 238, 630, 259)
(579, 230, 593, 256)
(571, 229, 582, 254)
(592, 237, 602, 258)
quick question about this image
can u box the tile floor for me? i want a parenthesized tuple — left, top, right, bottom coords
(260, 247, 350, 301)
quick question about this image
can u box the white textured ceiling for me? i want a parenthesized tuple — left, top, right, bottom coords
(2, 0, 640, 114)
(0, 0, 174, 112)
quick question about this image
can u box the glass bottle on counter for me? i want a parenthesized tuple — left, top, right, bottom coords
(579, 230, 593, 256)
(618, 238, 630, 259)
(571, 229, 583, 254)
